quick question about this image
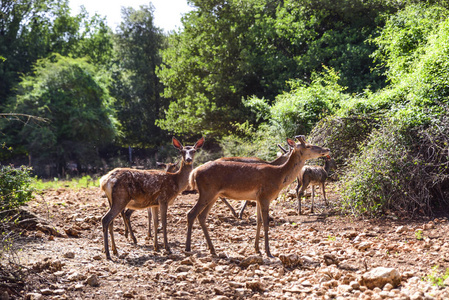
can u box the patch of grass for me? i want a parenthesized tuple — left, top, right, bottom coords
(32, 175, 98, 191)
(415, 229, 424, 240)
(424, 266, 449, 287)
(327, 235, 336, 241)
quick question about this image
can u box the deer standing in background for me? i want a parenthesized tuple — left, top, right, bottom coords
(186, 136, 330, 257)
(100, 137, 205, 260)
(297, 155, 337, 214)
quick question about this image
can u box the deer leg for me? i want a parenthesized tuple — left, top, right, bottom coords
(186, 192, 215, 252)
(159, 201, 171, 253)
(238, 201, 248, 219)
(220, 197, 238, 218)
(254, 202, 263, 255)
(102, 207, 122, 260)
(259, 200, 273, 258)
(321, 183, 328, 207)
(311, 186, 315, 214)
(123, 209, 137, 244)
(152, 206, 159, 251)
(296, 178, 308, 215)
(122, 211, 129, 239)
(147, 207, 152, 239)
(197, 199, 218, 255)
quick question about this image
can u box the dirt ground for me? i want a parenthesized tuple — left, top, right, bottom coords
(3, 182, 449, 299)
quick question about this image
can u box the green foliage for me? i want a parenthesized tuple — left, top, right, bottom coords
(111, 5, 168, 147)
(219, 123, 284, 161)
(415, 229, 423, 241)
(32, 175, 97, 190)
(269, 67, 348, 138)
(0, 0, 114, 105)
(341, 109, 449, 216)
(2, 54, 117, 176)
(0, 165, 34, 210)
(157, 0, 396, 137)
(371, 3, 449, 83)
(424, 266, 449, 287)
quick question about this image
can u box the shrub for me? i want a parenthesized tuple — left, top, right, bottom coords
(0, 165, 34, 211)
(341, 109, 449, 217)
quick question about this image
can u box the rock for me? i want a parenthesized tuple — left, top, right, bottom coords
(181, 257, 194, 265)
(32, 258, 63, 273)
(357, 242, 372, 251)
(279, 253, 301, 268)
(67, 272, 87, 282)
(64, 227, 80, 237)
(35, 223, 67, 237)
(175, 265, 191, 273)
(395, 226, 407, 233)
(40, 289, 53, 295)
(0, 291, 8, 300)
(92, 254, 102, 260)
(86, 274, 100, 287)
(239, 255, 264, 268)
(323, 253, 339, 265)
(246, 280, 265, 292)
(350, 281, 360, 290)
(360, 267, 401, 289)
(63, 251, 75, 259)
(52, 289, 65, 295)
(228, 281, 244, 288)
(25, 293, 43, 300)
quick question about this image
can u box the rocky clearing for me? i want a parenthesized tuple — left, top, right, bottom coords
(3, 183, 449, 299)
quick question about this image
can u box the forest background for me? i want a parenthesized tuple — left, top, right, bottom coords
(1, 0, 449, 217)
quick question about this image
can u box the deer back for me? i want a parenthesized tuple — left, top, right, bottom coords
(103, 168, 182, 210)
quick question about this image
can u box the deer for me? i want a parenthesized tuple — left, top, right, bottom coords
(100, 137, 205, 260)
(217, 143, 292, 219)
(121, 161, 179, 243)
(296, 155, 337, 214)
(185, 136, 330, 257)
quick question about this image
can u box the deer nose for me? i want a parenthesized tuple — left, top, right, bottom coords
(185, 157, 193, 163)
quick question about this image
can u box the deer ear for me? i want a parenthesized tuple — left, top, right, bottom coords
(172, 137, 183, 150)
(295, 135, 306, 145)
(286, 138, 296, 148)
(194, 137, 205, 149)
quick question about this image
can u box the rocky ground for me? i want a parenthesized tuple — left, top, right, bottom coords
(2, 182, 449, 299)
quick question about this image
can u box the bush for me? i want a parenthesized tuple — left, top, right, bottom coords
(341, 110, 449, 217)
(0, 165, 34, 211)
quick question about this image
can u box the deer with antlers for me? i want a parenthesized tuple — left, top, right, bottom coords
(100, 137, 205, 260)
(185, 136, 329, 257)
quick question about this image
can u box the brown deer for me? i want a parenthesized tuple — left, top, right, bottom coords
(297, 155, 337, 214)
(122, 160, 242, 242)
(217, 143, 292, 219)
(100, 137, 205, 260)
(185, 136, 330, 257)
(122, 161, 179, 243)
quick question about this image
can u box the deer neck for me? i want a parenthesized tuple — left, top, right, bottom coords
(278, 150, 304, 187)
(174, 160, 193, 191)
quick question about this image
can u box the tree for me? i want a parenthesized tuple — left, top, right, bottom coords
(3, 54, 116, 176)
(156, 0, 400, 137)
(111, 4, 168, 147)
(0, 0, 114, 107)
